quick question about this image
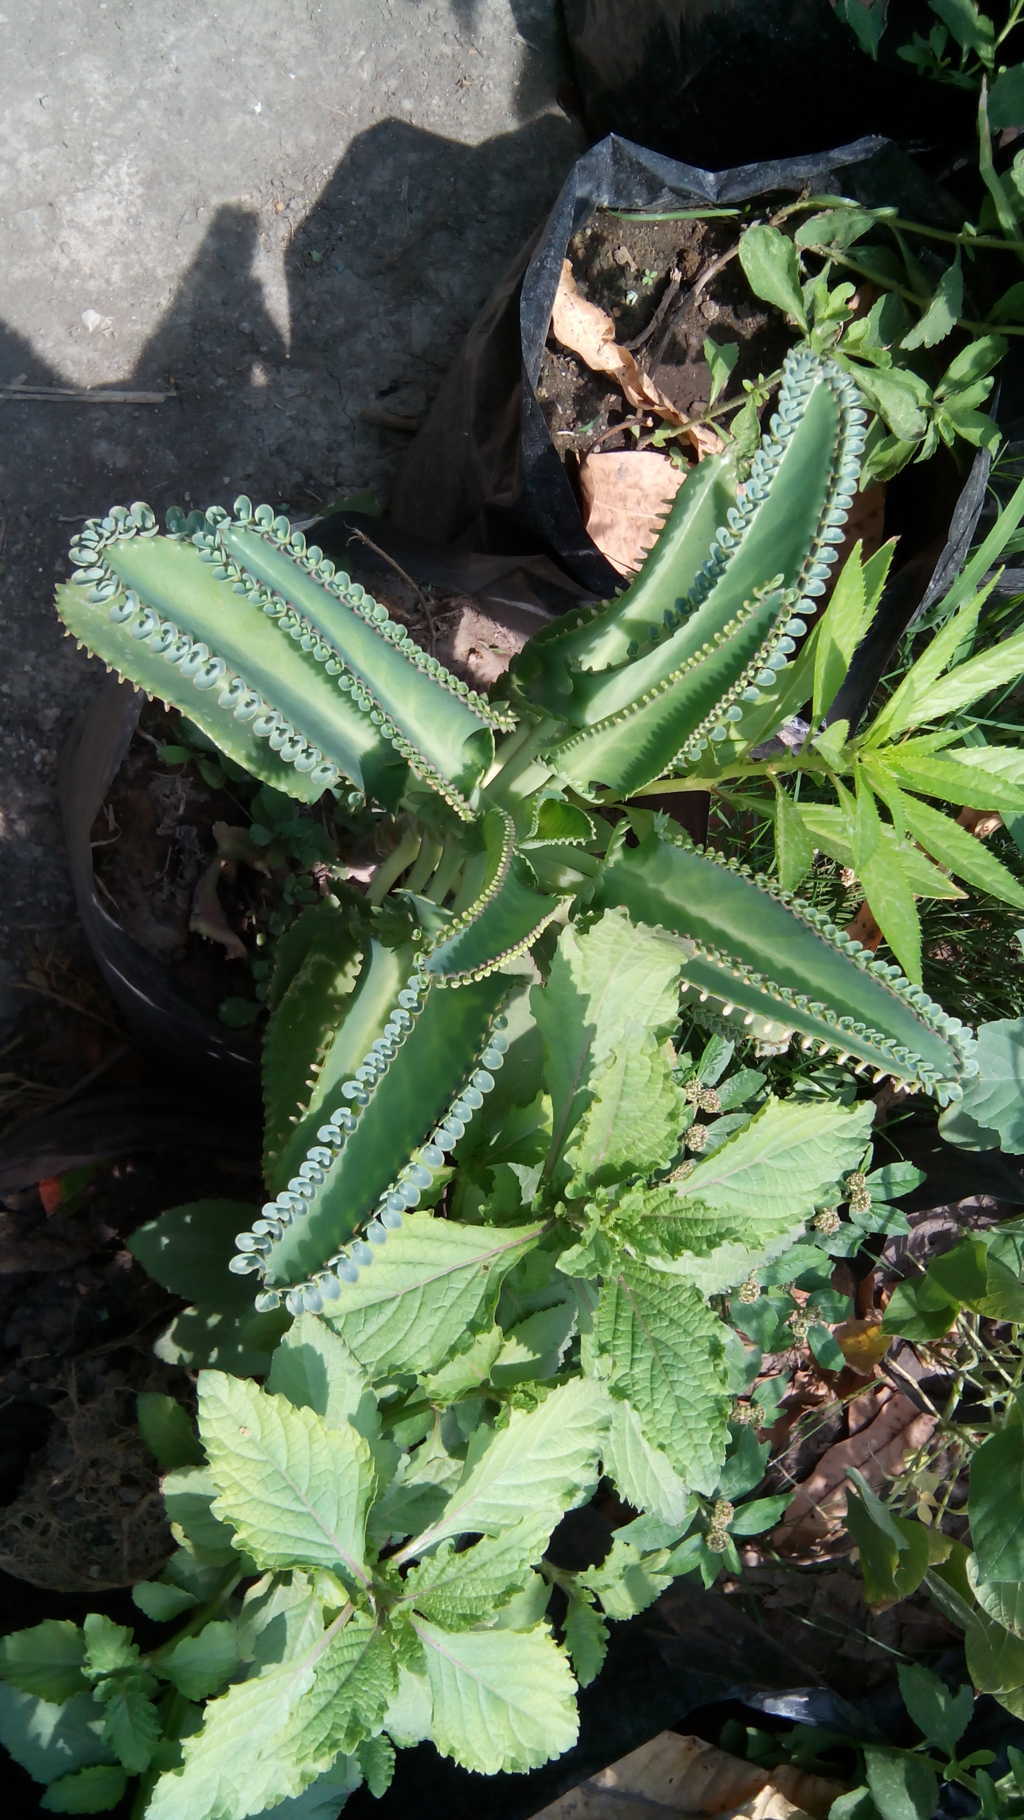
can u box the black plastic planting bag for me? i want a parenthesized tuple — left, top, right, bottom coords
(559, 0, 977, 168)
(389, 129, 985, 635)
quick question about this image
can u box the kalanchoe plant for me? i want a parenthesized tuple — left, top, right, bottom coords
(17, 345, 1023, 1816)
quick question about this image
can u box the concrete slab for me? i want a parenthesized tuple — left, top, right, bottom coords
(0, 0, 581, 993)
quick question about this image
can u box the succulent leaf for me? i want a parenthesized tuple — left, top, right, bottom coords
(600, 825, 974, 1099)
(237, 969, 513, 1312)
(424, 811, 561, 985)
(57, 502, 513, 817)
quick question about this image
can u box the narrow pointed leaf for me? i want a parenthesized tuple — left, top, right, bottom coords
(896, 790, 1024, 911)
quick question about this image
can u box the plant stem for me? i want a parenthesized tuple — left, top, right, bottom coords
(367, 825, 421, 904)
(403, 831, 443, 897)
(129, 1566, 243, 1820)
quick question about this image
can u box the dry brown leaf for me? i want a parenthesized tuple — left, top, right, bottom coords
(528, 1730, 843, 1820)
(189, 858, 246, 961)
(579, 449, 685, 576)
(772, 1385, 935, 1560)
(550, 260, 722, 459)
(834, 1317, 891, 1376)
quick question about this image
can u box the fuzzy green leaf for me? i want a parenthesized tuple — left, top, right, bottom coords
(403, 1379, 609, 1558)
(156, 1621, 240, 1702)
(40, 1765, 128, 1814)
(580, 1535, 674, 1620)
(147, 1612, 395, 1820)
(534, 910, 682, 1184)
(267, 1314, 377, 1437)
(593, 1261, 730, 1494)
(197, 1373, 375, 1590)
(564, 1035, 684, 1195)
(321, 1214, 545, 1378)
(675, 1096, 873, 1230)
(0, 1622, 87, 1704)
(562, 1595, 608, 1689)
(402, 1515, 554, 1629)
(414, 1619, 579, 1774)
(603, 1399, 694, 1527)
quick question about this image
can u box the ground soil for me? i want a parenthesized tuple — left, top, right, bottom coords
(537, 209, 794, 468)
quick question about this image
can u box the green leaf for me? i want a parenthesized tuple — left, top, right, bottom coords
(990, 64, 1024, 129)
(564, 1035, 683, 1194)
(132, 1582, 198, 1623)
(864, 1745, 938, 1820)
(99, 1686, 160, 1775)
(795, 206, 877, 249)
(880, 1272, 958, 1341)
(136, 1393, 202, 1471)
(491, 1299, 578, 1389)
(267, 1314, 377, 1438)
(414, 1618, 579, 1774)
(357, 1734, 395, 1799)
(738, 224, 807, 328)
(894, 789, 1024, 912)
(672, 1096, 874, 1232)
(854, 772, 922, 981)
(162, 1466, 240, 1560)
(603, 1399, 694, 1527)
(892, 625, 1024, 735)
(156, 1621, 240, 1702)
(147, 1612, 395, 1820)
(941, 1017, 1024, 1152)
(40, 1765, 128, 1814)
(930, 0, 993, 55)
(845, 1477, 932, 1606)
(593, 1261, 730, 1494)
(404, 1379, 609, 1557)
(703, 336, 739, 405)
(321, 1214, 544, 1378)
(971, 1427, 1024, 1583)
(729, 1495, 790, 1535)
(896, 1662, 973, 1757)
(773, 786, 815, 892)
(258, 1759, 365, 1820)
(812, 540, 877, 723)
(966, 1611, 1024, 1720)
(0, 1622, 87, 1703)
(197, 1372, 375, 1590)
(795, 803, 964, 898)
(0, 1686, 111, 1787)
(880, 748, 1024, 814)
(580, 1535, 674, 1620)
(852, 365, 929, 442)
(82, 1617, 139, 1682)
(562, 1595, 608, 1689)
(534, 910, 683, 1184)
(901, 256, 963, 350)
(401, 1515, 553, 1629)
(968, 1552, 1024, 1639)
(129, 1199, 260, 1307)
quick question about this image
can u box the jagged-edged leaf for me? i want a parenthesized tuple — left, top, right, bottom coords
(247, 971, 512, 1306)
(812, 540, 894, 721)
(796, 802, 965, 898)
(322, 1215, 545, 1378)
(155, 1621, 240, 1702)
(162, 1466, 245, 1561)
(879, 747, 1024, 814)
(147, 1612, 394, 1820)
(267, 1314, 377, 1438)
(490, 1298, 577, 1388)
(673, 1096, 874, 1229)
(423, 811, 559, 984)
(534, 908, 683, 1183)
(562, 1595, 608, 1689)
(879, 623, 1024, 741)
(580, 1535, 674, 1620)
(593, 1261, 731, 1494)
(82, 1617, 139, 1683)
(401, 1515, 554, 1629)
(603, 1400, 694, 1528)
(98, 1686, 160, 1775)
(414, 1619, 579, 1774)
(357, 1735, 395, 1799)
(236, 1573, 325, 1678)
(420, 1324, 504, 1400)
(197, 1373, 375, 1591)
(59, 505, 511, 816)
(894, 789, 1024, 912)
(132, 1582, 197, 1623)
(901, 255, 963, 350)
(601, 825, 972, 1095)
(854, 772, 922, 981)
(40, 1765, 127, 1814)
(402, 1380, 609, 1558)
(257, 1758, 364, 1820)
(0, 1622, 87, 1704)
(772, 786, 815, 892)
(564, 1035, 683, 1195)
(0, 1687, 111, 1789)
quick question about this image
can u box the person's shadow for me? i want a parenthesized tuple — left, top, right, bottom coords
(0, 82, 581, 975)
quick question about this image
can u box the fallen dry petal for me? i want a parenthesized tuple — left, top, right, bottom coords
(772, 1384, 935, 1559)
(527, 1729, 843, 1819)
(578, 449, 685, 576)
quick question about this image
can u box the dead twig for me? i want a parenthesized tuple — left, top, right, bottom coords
(0, 385, 173, 405)
(345, 527, 438, 654)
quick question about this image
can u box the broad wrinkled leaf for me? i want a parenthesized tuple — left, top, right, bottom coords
(564, 1036, 683, 1194)
(321, 1215, 545, 1378)
(940, 1016, 1024, 1152)
(673, 1097, 873, 1230)
(601, 1399, 693, 1528)
(414, 1618, 579, 1774)
(401, 1515, 553, 1630)
(562, 1595, 608, 1690)
(198, 1373, 375, 1590)
(0, 1621, 87, 1704)
(403, 1379, 609, 1557)
(593, 1262, 731, 1494)
(267, 1315, 377, 1438)
(580, 1535, 674, 1620)
(40, 1764, 127, 1814)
